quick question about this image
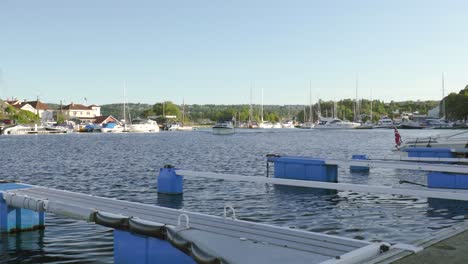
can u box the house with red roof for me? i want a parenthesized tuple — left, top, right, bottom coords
(61, 103, 101, 123)
(5, 99, 54, 122)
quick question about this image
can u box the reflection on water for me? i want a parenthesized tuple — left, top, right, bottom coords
(0, 129, 466, 263)
(157, 193, 184, 209)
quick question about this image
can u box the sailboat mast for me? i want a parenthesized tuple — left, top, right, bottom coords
(123, 81, 127, 124)
(303, 106, 306, 123)
(355, 75, 359, 122)
(442, 72, 446, 119)
(182, 98, 185, 124)
(261, 88, 264, 123)
(370, 87, 373, 122)
(309, 81, 312, 122)
(249, 82, 253, 124)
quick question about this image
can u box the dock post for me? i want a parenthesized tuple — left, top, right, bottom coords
(0, 183, 45, 233)
(157, 165, 183, 194)
(350, 155, 370, 172)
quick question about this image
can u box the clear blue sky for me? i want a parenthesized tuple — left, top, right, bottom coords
(1, 0, 467, 105)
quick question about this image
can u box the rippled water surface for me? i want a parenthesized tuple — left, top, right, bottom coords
(0, 129, 466, 263)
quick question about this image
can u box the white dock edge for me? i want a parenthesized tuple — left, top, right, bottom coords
(370, 156, 468, 163)
(325, 159, 468, 174)
(177, 170, 468, 201)
(1, 184, 398, 264)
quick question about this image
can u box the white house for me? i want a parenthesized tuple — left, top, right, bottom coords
(61, 103, 101, 123)
(5, 99, 54, 122)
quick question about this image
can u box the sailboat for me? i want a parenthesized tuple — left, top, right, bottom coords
(301, 82, 314, 129)
(259, 88, 273, 129)
(172, 99, 193, 131)
(315, 101, 360, 129)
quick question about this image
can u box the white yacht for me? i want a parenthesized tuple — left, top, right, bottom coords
(272, 122, 282, 128)
(400, 131, 468, 149)
(100, 123, 124, 133)
(374, 116, 394, 129)
(168, 123, 193, 131)
(315, 118, 361, 129)
(259, 121, 273, 129)
(1, 125, 33, 135)
(212, 120, 235, 135)
(281, 120, 295, 128)
(128, 119, 160, 133)
(301, 122, 315, 129)
(92, 121, 124, 133)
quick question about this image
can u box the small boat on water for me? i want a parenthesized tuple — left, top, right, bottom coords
(399, 120, 425, 129)
(259, 121, 273, 129)
(1, 125, 33, 135)
(128, 118, 160, 133)
(300, 122, 315, 129)
(168, 123, 193, 131)
(272, 122, 282, 128)
(98, 122, 124, 133)
(315, 118, 361, 129)
(374, 116, 394, 129)
(212, 120, 235, 135)
(281, 120, 295, 128)
(425, 118, 451, 129)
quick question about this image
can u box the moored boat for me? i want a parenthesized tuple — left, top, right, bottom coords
(128, 119, 160, 133)
(212, 120, 235, 135)
(400, 130, 468, 150)
(315, 118, 361, 129)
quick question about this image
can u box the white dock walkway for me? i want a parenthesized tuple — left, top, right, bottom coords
(1, 183, 394, 264)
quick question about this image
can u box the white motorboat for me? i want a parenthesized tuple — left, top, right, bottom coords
(425, 118, 451, 129)
(315, 118, 361, 129)
(281, 120, 295, 128)
(300, 122, 315, 129)
(128, 119, 160, 133)
(1, 125, 33, 135)
(400, 131, 468, 150)
(168, 123, 193, 131)
(374, 116, 394, 129)
(100, 123, 124, 133)
(272, 122, 282, 128)
(212, 120, 235, 135)
(259, 121, 273, 129)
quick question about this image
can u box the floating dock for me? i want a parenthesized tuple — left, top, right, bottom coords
(1, 182, 397, 264)
(1, 152, 467, 263)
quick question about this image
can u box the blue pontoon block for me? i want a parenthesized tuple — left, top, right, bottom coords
(350, 155, 370, 172)
(157, 167, 183, 194)
(404, 148, 455, 158)
(114, 229, 195, 264)
(268, 156, 337, 182)
(428, 172, 468, 189)
(0, 183, 45, 233)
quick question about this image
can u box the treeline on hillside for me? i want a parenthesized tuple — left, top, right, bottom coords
(297, 99, 439, 123)
(100, 103, 151, 121)
(443, 85, 468, 121)
(99, 100, 439, 124)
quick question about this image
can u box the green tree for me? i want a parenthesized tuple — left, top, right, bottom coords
(11, 109, 39, 124)
(152, 101, 181, 118)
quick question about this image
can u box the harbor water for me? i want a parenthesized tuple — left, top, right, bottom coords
(0, 129, 466, 263)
